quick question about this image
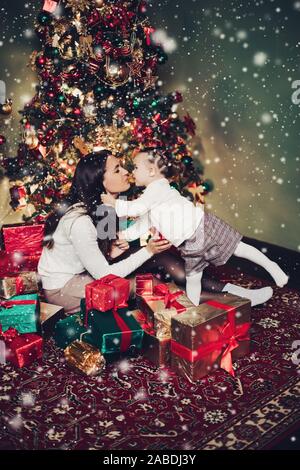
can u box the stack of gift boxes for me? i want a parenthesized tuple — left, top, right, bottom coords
(0, 222, 64, 368)
(134, 274, 251, 382)
(53, 273, 251, 382)
(0, 222, 252, 382)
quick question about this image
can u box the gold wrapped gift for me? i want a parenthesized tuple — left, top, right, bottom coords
(131, 309, 171, 367)
(136, 282, 196, 338)
(171, 293, 251, 382)
(154, 308, 178, 339)
(0, 272, 39, 299)
(64, 340, 106, 377)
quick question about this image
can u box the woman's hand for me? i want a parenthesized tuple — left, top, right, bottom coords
(109, 239, 130, 259)
(146, 238, 172, 255)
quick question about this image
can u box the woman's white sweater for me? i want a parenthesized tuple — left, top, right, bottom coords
(38, 204, 152, 290)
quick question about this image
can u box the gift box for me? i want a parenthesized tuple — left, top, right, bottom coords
(53, 311, 87, 349)
(170, 293, 251, 382)
(136, 281, 194, 336)
(40, 302, 65, 338)
(64, 339, 106, 377)
(1, 222, 44, 255)
(132, 310, 171, 367)
(85, 274, 130, 321)
(0, 293, 40, 334)
(135, 274, 154, 297)
(0, 272, 39, 299)
(0, 251, 40, 276)
(82, 300, 144, 355)
(0, 325, 43, 368)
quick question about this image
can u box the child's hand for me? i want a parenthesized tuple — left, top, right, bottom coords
(101, 193, 116, 207)
(109, 239, 130, 259)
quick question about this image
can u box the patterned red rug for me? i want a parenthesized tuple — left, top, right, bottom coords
(1, 266, 300, 451)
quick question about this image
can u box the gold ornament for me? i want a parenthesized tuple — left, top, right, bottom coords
(73, 136, 92, 156)
(83, 90, 97, 119)
(143, 69, 158, 91)
(128, 60, 143, 79)
(0, 99, 13, 116)
(102, 56, 130, 87)
(66, 0, 91, 12)
(58, 34, 75, 60)
(90, 124, 132, 156)
(79, 35, 94, 58)
(64, 339, 106, 377)
(28, 51, 38, 71)
(186, 183, 205, 205)
(23, 126, 39, 150)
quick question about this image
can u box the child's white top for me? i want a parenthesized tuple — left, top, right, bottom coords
(38, 203, 152, 290)
(116, 178, 204, 247)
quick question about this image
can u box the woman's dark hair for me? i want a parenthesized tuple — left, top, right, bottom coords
(43, 150, 114, 256)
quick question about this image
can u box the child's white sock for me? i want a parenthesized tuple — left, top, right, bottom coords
(186, 271, 203, 306)
(233, 241, 289, 287)
(222, 283, 273, 307)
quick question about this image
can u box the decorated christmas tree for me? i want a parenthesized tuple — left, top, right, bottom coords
(1, 0, 212, 219)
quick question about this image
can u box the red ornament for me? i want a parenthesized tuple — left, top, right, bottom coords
(184, 113, 196, 136)
(144, 26, 155, 46)
(0, 135, 6, 145)
(36, 56, 46, 67)
(88, 9, 101, 27)
(173, 91, 183, 103)
(73, 108, 82, 116)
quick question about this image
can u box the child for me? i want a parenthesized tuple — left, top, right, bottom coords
(101, 149, 288, 305)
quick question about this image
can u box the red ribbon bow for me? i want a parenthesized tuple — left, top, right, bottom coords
(0, 325, 19, 344)
(153, 284, 185, 312)
(132, 311, 155, 336)
(143, 26, 155, 46)
(171, 300, 251, 377)
(0, 299, 37, 309)
(15, 277, 25, 295)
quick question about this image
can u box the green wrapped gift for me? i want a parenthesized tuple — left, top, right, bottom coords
(0, 293, 40, 333)
(81, 300, 144, 355)
(53, 311, 87, 349)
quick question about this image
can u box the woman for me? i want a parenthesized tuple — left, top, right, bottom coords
(38, 150, 171, 314)
(38, 150, 272, 313)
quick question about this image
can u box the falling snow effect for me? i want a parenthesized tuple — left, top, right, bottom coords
(0, 0, 298, 249)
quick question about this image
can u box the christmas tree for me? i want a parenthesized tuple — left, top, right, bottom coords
(1, 0, 212, 219)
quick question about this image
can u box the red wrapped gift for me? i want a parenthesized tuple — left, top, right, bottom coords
(0, 325, 43, 368)
(85, 275, 130, 325)
(0, 251, 41, 276)
(135, 273, 154, 297)
(1, 223, 44, 256)
(171, 294, 251, 382)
